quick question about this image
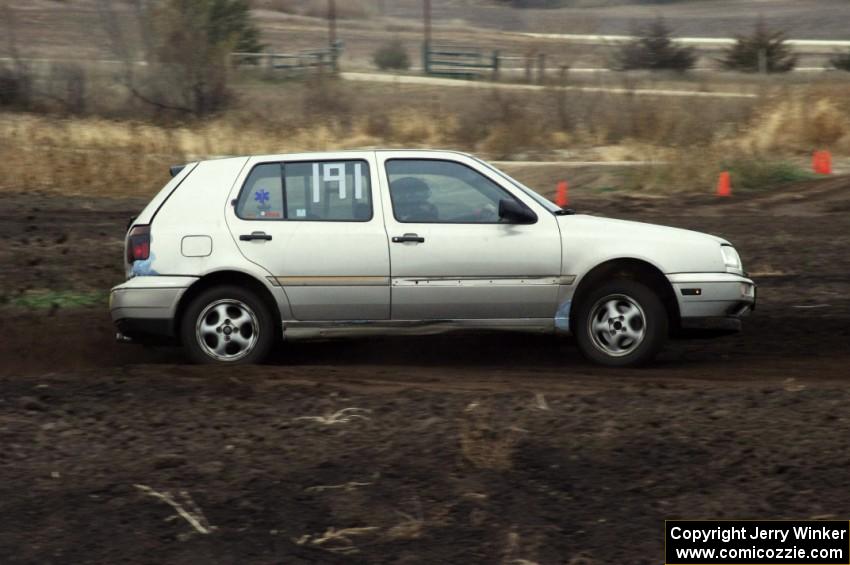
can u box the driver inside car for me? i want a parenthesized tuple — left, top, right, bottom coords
(390, 177, 439, 222)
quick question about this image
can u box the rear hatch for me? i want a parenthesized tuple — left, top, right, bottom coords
(124, 163, 198, 278)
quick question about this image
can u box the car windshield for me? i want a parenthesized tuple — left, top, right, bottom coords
(472, 157, 564, 214)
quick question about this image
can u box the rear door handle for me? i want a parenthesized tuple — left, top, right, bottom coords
(392, 233, 425, 244)
(240, 231, 272, 241)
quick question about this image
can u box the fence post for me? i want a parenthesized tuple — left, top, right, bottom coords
(331, 42, 341, 73)
(317, 52, 325, 78)
(492, 49, 500, 81)
(525, 54, 532, 83)
(423, 0, 431, 75)
(537, 53, 546, 84)
(423, 43, 430, 75)
(328, 0, 337, 51)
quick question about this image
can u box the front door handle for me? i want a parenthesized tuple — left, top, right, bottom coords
(392, 233, 425, 244)
(240, 231, 272, 241)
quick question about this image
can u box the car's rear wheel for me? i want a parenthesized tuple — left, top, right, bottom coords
(181, 285, 274, 364)
(574, 280, 668, 367)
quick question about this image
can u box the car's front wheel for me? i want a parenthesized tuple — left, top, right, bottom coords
(574, 280, 668, 367)
(181, 285, 275, 364)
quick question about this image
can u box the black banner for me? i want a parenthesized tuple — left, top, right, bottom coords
(665, 520, 850, 564)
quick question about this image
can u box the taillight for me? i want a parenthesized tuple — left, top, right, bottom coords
(126, 225, 151, 263)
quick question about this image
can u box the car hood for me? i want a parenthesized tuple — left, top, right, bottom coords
(561, 214, 729, 244)
(557, 214, 730, 274)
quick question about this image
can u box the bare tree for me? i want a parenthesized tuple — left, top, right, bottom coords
(95, 0, 194, 114)
(95, 0, 263, 116)
(0, 2, 33, 107)
(44, 62, 88, 114)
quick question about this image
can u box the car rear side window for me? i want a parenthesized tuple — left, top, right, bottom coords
(236, 160, 372, 221)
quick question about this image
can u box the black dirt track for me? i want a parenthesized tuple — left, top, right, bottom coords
(1, 177, 849, 564)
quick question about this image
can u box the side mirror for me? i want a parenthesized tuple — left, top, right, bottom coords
(498, 199, 536, 224)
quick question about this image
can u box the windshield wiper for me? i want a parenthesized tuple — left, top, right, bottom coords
(554, 208, 576, 215)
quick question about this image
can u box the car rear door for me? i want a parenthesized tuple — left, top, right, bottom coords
(376, 152, 562, 320)
(226, 152, 390, 320)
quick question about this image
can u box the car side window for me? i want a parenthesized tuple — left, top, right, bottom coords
(236, 160, 372, 221)
(385, 159, 517, 224)
(237, 164, 285, 219)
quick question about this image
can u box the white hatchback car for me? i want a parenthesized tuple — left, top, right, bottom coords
(110, 150, 755, 367)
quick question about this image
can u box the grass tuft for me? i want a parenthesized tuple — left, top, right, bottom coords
(722, 159, 815, 191)
(4, 290, 108, 310)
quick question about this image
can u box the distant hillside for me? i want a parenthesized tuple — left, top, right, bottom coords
(492, 0, 703, 7)
(380, 0, 850, 40)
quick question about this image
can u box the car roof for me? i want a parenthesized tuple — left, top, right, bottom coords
(201, 149, 476, 163)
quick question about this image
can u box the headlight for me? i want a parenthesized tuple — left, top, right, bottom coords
(721, 245, 742, 271)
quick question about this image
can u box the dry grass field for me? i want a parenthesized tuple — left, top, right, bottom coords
(2, 76, 849, 198)
(2, 0, 850, 200)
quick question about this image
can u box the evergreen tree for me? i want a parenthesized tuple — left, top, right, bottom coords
(721, 19, 797, 73)
(612, 18, 696, 72)
(830, 50, 850, 72)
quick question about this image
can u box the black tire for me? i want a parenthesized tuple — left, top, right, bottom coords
(180, 285, 275, 365)
(573, 279, 668, 367)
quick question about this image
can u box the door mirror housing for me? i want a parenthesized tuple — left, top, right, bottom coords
(498, 198, 536, 224)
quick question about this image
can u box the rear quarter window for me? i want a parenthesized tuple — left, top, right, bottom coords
(236, 160, 372, 222)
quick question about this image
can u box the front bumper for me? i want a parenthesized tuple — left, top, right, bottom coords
(109, 276, 197, 341)
(667, 272, 756, 335)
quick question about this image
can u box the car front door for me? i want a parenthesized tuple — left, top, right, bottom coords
(377, 152, 562, 320)
(227, 152, 390, 320)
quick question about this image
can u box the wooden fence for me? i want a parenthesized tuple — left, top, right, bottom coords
(232, 45, 341, 76)
(232, 44, 551, 83)
(423, 45, 550, 82)
(423, 45, 499, 79)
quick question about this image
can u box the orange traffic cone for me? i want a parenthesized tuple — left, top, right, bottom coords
(716, 171, 731, 197)
(813, 150, 833, 175)
(555, 180, 569, 207)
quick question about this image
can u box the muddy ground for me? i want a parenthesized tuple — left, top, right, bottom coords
(1, 177, 849, 564)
